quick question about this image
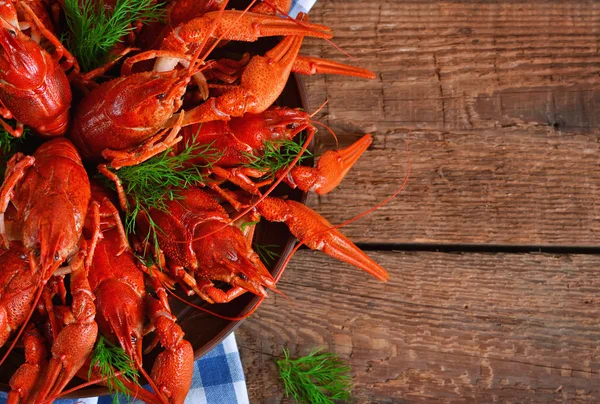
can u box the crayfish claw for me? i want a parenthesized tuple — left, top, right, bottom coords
(257, 197, 389, 282)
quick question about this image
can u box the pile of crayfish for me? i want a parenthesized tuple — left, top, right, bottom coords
(0, 0, 387, 402)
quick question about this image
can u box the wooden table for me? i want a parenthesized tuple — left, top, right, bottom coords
(237, 1, 600, 402)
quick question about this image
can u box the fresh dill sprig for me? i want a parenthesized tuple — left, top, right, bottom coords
(253, 243, 280, 265)
(0, 126, 26, 155)
(99, 140, 221, 260)
(0, 124, 29, 177)
(89, 336, 140, 404)
(63, 0, 166, 71)
(277, 348, 352, 404)
(243, 136, 313, 178)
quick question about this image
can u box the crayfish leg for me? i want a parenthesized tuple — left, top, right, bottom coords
(146, 293, 194, 404)
(7, 325, 48, 404)
(34, 249, 98, 402)
(292, 56, 376, 79)
(102, 112, 184, 169)
(18, 2, 79, 73)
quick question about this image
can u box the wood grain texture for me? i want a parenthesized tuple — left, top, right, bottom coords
(237, 250, 600, 403)
(300, 0, 600, 134)
(289, 0, 600, 246)
(304, 128, 600, 246)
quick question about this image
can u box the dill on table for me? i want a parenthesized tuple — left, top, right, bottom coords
(63, 0, 165, 71)
(100, 141, 221, 258)
(243, 136, 313, 178)
(277, 348, 352, 404)
(89, 336, 140, 404)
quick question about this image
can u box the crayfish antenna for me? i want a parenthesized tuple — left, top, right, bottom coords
(311, 119, 338, 147)
(134, 359, 171, 404)
(269, 285, 291, 302)
(310, 98, 329, 118)
(165, 286, 265, 321)
(188, 0, 262, 73)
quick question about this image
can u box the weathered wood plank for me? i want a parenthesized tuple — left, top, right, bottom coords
(288, 1, 600, 246)
(237, 250, 600, 403)
(299, 1, 600, 134)
(303, 128, 600, 246)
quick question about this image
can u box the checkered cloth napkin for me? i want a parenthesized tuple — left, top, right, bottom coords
(0, 1, 316, 403)
(289, 0, 317, 17)
(0, 334, 248, 404)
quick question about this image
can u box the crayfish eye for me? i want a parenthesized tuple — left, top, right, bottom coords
(33, 248, 40, 257)
(7, 29, 15, 37)
(156, 93, 166, 100)
(54, 252, 60, 261)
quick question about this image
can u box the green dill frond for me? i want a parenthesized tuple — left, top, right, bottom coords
(63, 0, 166, 71)
(89, 336, 140, 404)
(243, 136, 313, 178)
(0, 124, 28, 156)
(277, 348, 352, 404)
(0, 124, 29, 177)
(253, 243, 280, 265)
(99, 140, 221, 262)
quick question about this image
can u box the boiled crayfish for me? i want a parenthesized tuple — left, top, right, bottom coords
(0, 0, 391, 402)
(0, 0, 76, 137)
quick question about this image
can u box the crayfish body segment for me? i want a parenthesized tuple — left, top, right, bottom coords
(0, 242, 36, 348)
(86, 183, 146, 365)
(0, 138, 91, 277)
(0, 0, 73, 137)
(70, 70, 190, 163)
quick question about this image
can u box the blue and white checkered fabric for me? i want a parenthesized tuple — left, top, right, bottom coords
(290, 0, 317, 17)
(0, 334, 249, 404)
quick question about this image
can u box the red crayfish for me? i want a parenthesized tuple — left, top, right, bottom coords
(0, 0, 76, 137)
